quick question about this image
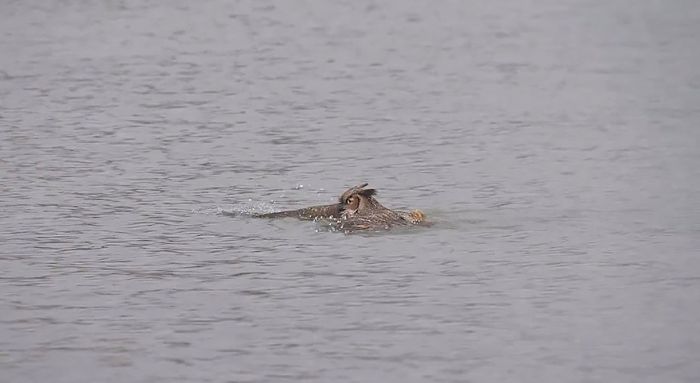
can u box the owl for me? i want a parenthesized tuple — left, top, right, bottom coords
(254, 183, 426, 232)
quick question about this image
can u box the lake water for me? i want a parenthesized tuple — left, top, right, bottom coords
(1, 0, 699, 382)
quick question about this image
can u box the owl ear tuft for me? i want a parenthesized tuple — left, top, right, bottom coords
(359, 188, 377, 197)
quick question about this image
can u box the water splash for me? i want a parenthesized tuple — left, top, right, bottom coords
(193, 200, 279, 217)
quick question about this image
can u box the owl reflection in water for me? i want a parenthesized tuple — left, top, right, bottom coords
(254, 183, 427, 233)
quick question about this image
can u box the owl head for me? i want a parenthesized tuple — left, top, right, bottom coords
(338, 183, 378, 215)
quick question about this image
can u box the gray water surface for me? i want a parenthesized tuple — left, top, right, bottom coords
(2, 1, 700, 382)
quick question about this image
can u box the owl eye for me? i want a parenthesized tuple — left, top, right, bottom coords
(345, 196, 360, 211)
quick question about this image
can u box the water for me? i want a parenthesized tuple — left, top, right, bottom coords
(2, 0, 699, 382)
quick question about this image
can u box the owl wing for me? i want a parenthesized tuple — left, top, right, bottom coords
(254, 203, 341, 220)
